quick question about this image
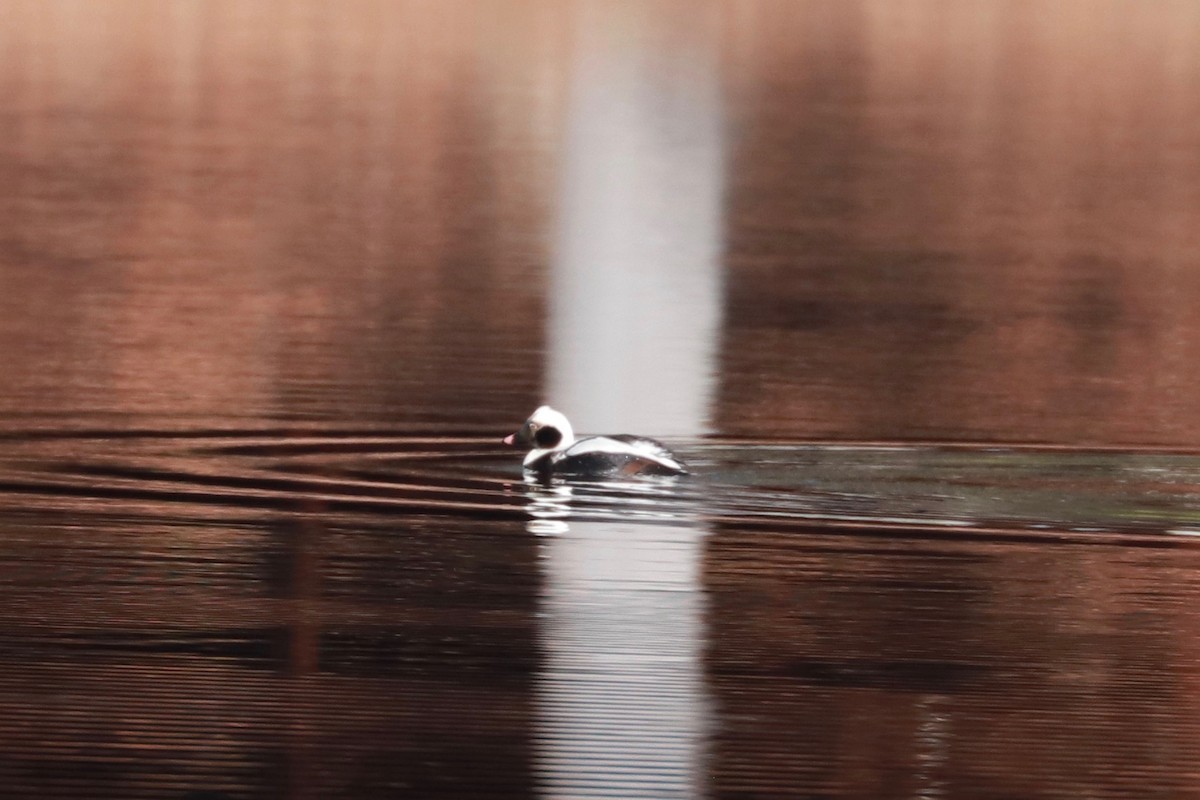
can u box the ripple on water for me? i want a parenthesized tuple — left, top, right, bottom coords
(4, 432, 1200, 797)
(3, 430, 1200, 540)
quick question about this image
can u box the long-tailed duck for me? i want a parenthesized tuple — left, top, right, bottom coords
(503, 406, 687, 478)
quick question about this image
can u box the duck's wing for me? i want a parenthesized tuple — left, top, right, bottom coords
(565, 436, 687, 473)
(606, 435, 677, 460)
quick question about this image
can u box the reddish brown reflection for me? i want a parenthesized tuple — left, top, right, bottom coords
(0, 0, 562, 428)
(719, 0, 1200, 446)
(0, 506, 540, 799)
(704, 526, 1200, 798)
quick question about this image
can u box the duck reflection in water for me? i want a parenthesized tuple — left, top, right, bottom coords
(503, 406, 688, 480)
(518, 470, 692, 539)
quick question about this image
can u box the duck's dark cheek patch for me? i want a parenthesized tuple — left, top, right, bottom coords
(535, 427, 562, 448)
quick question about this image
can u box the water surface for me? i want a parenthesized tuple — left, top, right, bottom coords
(3, 1, 1200, 798)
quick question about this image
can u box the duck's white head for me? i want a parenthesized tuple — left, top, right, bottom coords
(503, 405, 576, 465)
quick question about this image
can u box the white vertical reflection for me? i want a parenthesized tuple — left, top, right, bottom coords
(535, 521, 710, 799)
(536, 2, 722, 798)
(547, 1, 723, 435)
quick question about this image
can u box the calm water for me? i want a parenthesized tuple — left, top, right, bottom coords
(3, 1, 1200, 798)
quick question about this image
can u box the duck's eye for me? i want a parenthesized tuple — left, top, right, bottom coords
(535, 426, 562, 448)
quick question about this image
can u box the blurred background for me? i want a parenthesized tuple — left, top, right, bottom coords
(2, 0, 1199, 445)
(3, 2, 1200, 799)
